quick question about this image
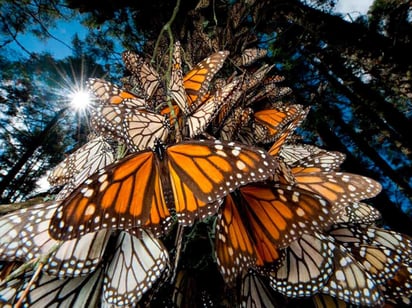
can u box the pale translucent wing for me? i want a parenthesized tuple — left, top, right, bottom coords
(123, 110, 170, 151)
(91, 105, 169, 151)
(48, 136, 114, 187)
(240, 271, 284, 308)
(269, 233, 334, 297)
(103, 230, 169, 306)
(90, 105, 128, 141)
(14, 268, 104, 307)
(333, 202, 382, 224)
(289, 150, 346, 173)
(122, 51, 162, 100)
(328, 224, 412, 264)
(0, 202, 110, 277)
(238, 64, 274, 93)
(170, 41, 189, 114)
(320, 246, 383, 306)
(186, 79, 239, 138)
(280, 144, 326, 165)
(236, 48, 267, 66)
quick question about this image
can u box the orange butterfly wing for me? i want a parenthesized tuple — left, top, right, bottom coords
(240, 184, 331, 249)
(49, 151, 166, 241)
(268, 108, 309, 156)
(183, 51, 229, 109)
(215, 194, 258, 284)
(215, 184, 331, 283)
(166, 140, 278, 224)
(292, 171, 382, 212)
(254, 105, 303, 138)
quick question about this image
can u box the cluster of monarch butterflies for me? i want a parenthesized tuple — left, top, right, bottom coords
(0, 43, 411, 308)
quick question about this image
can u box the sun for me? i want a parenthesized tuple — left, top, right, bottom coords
(70, 90, 92, 111)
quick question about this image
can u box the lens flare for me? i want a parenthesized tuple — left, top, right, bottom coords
(70, 90, 91, 110)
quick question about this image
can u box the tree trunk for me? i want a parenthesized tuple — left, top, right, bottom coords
(0, 107, 67, 202)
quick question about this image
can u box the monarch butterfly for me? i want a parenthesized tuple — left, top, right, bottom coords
(103, 231, 170, 306)
(215, 184, 331, 284)
(212, 80, 244, 134)
(219, 107, 253, 142)
(291, 171, 382, 214)
(327, 225, 412, 304)
(0, 202, 110, 278)
(333, 202, 381, 224)
(268, 233, 335, 297)
(183, 79, 240, 138)
(182, 48, 229, 110)
(161, 43, 234, 137)
(281, 144, 346, 171)
(288, 150, 346, 174)
(380, 263, 412, 304)
(237, 122, 270, 146)
(168, 42, 229, 114)
(279, 144, 326, 164)
(170, 41, 190, 114)
(268, 108, 310, 157)
(48, 136, 115, 187)
(1, 230, 169, 307)
(240, 271, 285, 308)
(328, 224, 412, 264)
(49, 139, 279, 241)
(236, 48, 268, 67)
(245, 84, 292, 106)
(319, 246, 383, 306)
(264, 75, 286, 84)
(1, 267, 104, 307)
(237, 64, 275, 93)
(253, 105, 305, 142)
(122, 50, 162, 102)
(90, 104, 170, 152)
(86, 78, 146, 109)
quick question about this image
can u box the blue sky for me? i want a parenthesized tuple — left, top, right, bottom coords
(4, 1, 375, 60)
(6, 18, 87, 59)
(334, 0, 374, 20)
